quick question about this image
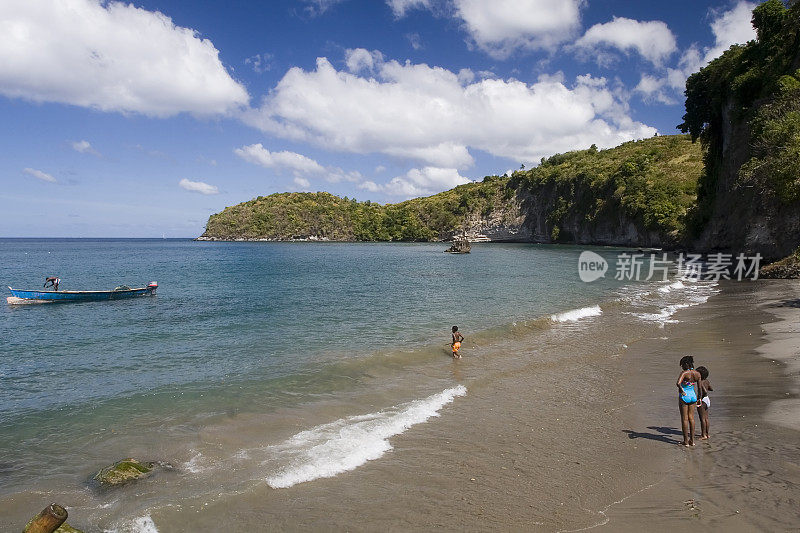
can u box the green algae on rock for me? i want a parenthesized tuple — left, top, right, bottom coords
(54, 524, 84, 533)
(92, 458, 154, 486)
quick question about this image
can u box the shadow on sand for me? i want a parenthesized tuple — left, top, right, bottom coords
(623, 426, 682, 445)
(772, 298, 800, 309)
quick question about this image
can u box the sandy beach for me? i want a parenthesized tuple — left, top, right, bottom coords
(100, 280, 797, 532)
(601, 280, 800, 532)
(3, 277, 799, 532)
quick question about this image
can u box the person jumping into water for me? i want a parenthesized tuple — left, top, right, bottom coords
(44, 277, 60, 291)
(451, 326, 464, 359)
(676, 355, 702, 447)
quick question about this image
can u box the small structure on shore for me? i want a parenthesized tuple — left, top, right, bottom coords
(445, 237, 471, 254)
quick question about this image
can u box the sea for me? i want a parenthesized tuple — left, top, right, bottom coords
(0, 239, 718, 531)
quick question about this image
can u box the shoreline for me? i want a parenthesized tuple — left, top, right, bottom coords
(600, 280, 800, 531)
(2, 278, 799, 531)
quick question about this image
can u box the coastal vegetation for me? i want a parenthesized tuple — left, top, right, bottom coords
(679, 0, 800, 231)
(510, 135, 702, 242)
(202, 135, 702, 244)
(203, 1, 800, 259)
(203, 175, 511, 241)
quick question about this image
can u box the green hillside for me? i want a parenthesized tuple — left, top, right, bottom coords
(512, 134, 703, 242)
(201, 134, 702, 243)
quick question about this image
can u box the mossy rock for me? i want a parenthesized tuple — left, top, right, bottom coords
(93, 458, 154, 486)
(55, 524, 84, 533)
(760, 248, 800, 278)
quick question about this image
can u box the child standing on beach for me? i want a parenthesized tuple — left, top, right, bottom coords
(451, 326, 464, 359)
(696, 366, 713, 440)
(677, 355, 701, 447)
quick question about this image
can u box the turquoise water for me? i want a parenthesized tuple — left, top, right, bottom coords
(0, 239, 635, 500)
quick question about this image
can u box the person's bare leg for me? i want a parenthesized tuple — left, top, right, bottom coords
(700, 405, 709, 439)
(697, 405, 706, 439)
(687, 405, 696, 446)
(679, 401, 690, 446)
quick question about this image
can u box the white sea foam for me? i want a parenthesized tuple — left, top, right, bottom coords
(265, 385, 467, 489)
(183, 452, 205, 474)
(629, 303, 692, 327)
(108, 515, 159, 533)
(550, 305, 602, 323)
(132, 516, 159, 533)
(629, 280, 719, 327)
(658, 280, 685, 293)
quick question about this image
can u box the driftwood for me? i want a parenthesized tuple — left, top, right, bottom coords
(23, 504, 67, 533)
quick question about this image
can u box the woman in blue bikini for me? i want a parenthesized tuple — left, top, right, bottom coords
(676, 355, 702, 447)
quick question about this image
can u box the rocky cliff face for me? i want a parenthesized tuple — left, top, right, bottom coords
(680, 2, 800, 261)
(454, 195, 531, 242)
(692, 99, 800, 260)
(453, 187, 668, 247)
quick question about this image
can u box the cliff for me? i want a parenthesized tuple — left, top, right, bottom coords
(680, 0, 800, 260)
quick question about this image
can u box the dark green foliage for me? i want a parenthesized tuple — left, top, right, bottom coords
(203, 177, 513, 241)
(739, 83, 800, 200)
(679, 0, 800, 232)
(515, 135, 703, 241)
(203, 136, 702, 243)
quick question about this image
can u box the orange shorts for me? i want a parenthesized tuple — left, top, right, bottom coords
(452, 342, 461, 352)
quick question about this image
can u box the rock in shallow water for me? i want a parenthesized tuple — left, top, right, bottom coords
(92, 458, 154, 486)
(55, 524, 84, 533)
(445, 239, 471, 254)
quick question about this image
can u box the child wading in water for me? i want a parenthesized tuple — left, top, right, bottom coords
(451, 326, 464, 359)
(696, 366, 713, 440)
(676, 355, 702, 447)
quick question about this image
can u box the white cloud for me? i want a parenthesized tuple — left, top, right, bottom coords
(705, 1, 757, 62)
(293, 176, 311, 189)
(387, 0, 433, 18)
(387, 0, 583, 58)
(245, 53, 274, 74)
(359, 180, 381, 193)
(345, 48, 384, 73)
(362, 167, 471, 198)
(453, 0, 583, 58)
(635, 2, 756, 104)
(0, 0, 248, 117)
(234, 143, 326, 175)
(244, 50, 655, 167)
(23, 167, 56, 183)
(235, 143, 362, 184)
(301, 0, 346, 16)
(71, 140, 100, 156)
(179, 178, 219, 195)
(406, 32, 423, 50)
(574, 17, 677, 66)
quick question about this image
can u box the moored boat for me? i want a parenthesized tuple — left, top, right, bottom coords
(7, 282, 157, 305)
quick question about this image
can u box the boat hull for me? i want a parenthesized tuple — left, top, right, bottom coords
(7, 286, 156, 304)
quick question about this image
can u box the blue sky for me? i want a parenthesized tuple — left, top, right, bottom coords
(0, 0, 759, 237)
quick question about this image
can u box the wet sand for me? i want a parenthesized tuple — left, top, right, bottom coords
(89, 281, 781, 531)
(172, 281, 800, 532)
(4, 280, 800, 531)
(602, 280, 800, 532)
